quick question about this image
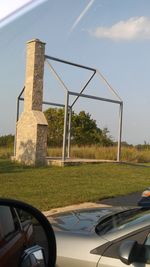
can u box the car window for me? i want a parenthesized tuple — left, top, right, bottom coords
(96, 208, 139, 235)
(0, 206, 20, 240)
(117, 209, 150, 231)
(96, 209, 150, 235)
(16, 209, 32, 223)
(145, 233, 150, 246)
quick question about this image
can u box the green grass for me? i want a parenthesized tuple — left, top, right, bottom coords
(0, 159, 150, 211)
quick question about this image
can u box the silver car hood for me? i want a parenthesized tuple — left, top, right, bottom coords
(51, 207, 142, 267)
(51, 207, 121, 235)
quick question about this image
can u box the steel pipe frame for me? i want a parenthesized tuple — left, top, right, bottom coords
(45, 59, 97, 160)
(15, 89, 71, 158)
(62, 91, 69, 161)
(16, 55, 123, 162)
(67, 108, 72, 158)
(45, 60, 69, 92)
(117, 102, 123, 162)
(18, 98, 70, 109)
(71, 71, 96, 108)
(69, 91, 123, 162)
(16, 87, 25, 122)
(45, 57, 123, 161)
(96, 70, 122, 102)
(14, 87, 25, 156)
(45, 55, 96, 72)
(69, 91, 122, 105)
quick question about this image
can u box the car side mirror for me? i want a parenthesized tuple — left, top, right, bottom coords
(0, 198, 56, 267)
(119, 240, 138, 265)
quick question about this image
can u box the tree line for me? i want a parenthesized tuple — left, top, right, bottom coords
(1, 108, 113, 147)
(1, 108, 149, 149)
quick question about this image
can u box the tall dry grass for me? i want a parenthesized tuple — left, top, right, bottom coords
(0, 146, 14, 159)
(1, 145, 150, 163)
(47, 145, 150, 163)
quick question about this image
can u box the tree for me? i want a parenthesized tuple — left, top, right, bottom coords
(44, 108, 64, 146)
(0, 134, 14, 147)
(44, 108, 113, 147)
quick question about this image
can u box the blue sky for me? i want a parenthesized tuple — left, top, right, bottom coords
(1, 0, 150, 144)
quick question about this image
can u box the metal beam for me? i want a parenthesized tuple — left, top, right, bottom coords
(18, 86, 25, 99)
(16, 87, 25, 121)
(96, 70, 122, 102)
(69, 91, 122, 105)
(71, 71, 96, 108)
(19, 98, 71, 109)
(45, 55, 96, 72)
(43, 101, 66, 108)
(45, 59, 69, 92)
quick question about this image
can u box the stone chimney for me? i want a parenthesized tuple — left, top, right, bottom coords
(15, 39, 48, 165)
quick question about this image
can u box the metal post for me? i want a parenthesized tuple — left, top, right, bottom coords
(62, 91, 69, 161)
(117, 102, 123, 162)
(14, 87, 25, 156)
(67, 108, 72, 158)
(16, 97, 20, 122)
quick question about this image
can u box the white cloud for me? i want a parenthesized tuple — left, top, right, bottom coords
(90, 16, 150, 41)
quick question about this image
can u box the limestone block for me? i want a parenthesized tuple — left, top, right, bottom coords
(15, 111, 48, 165)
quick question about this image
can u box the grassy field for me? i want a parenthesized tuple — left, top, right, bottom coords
(0, 159, 150, 211)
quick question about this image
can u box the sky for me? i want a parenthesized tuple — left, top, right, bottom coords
(1, 0, 150, 145)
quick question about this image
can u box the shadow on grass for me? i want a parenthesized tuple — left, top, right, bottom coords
(0, 159, 32, 174)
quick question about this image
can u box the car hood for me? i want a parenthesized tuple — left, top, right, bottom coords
(51, 207, 121, 235)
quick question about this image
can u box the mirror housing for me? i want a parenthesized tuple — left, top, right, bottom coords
(0, 198, 56, 267)
(119, 240, 138, 265)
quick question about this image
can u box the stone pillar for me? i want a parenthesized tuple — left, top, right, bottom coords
(15, 39, 48, 165)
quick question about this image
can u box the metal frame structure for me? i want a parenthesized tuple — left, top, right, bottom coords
(16, 55, 123, 162)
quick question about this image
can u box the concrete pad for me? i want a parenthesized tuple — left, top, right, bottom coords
(46, 157, 116, 167)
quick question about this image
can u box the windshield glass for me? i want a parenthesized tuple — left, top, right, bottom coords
(96, 208, 150, 235)
(1, 0, 150, 230)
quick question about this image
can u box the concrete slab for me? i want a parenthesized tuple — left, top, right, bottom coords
(46, 157, 116, 167)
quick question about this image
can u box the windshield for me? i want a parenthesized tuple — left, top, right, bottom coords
(96, 208, 150, 235)
(1, 0, 150, 229)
